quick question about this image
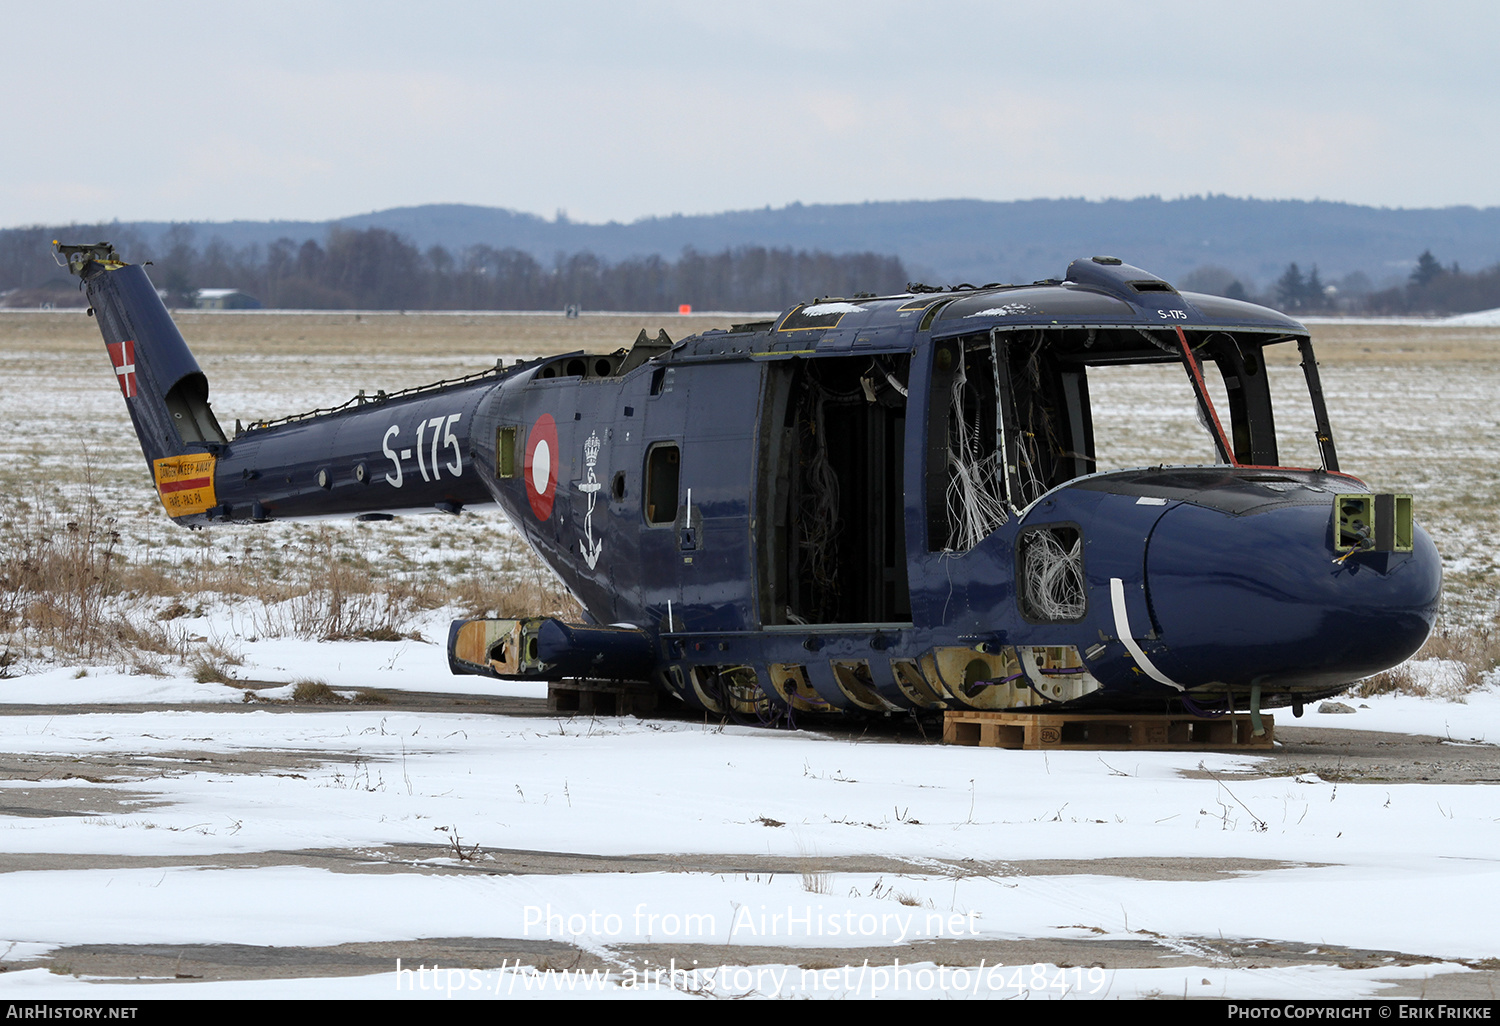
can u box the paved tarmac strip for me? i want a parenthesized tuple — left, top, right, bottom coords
(2, 934, 1495, 998)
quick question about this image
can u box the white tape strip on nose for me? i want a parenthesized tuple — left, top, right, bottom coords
(1109, 577, 1183, 691)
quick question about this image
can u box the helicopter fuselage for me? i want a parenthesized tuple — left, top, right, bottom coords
(64, 244, 1442, 719)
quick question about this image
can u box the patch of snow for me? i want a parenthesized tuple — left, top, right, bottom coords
(1282, 678, 1500, 743)
(0, 608, 547, 704)
(1298, 316, 1440, 326)
(0, 668, 244, 705)
(1440, 308, 1500, 327)
(800, 303, 865, 316)
(964, 303, 1039, 317)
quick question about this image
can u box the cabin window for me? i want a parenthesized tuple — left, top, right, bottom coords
(1087, 362, 1230, 472)
(926, 334, 1100, 549)
(1086, 335, 1294, 472)
(1016, 524, 1086, 623)
(644, 443, 680, 525)
(495, 426, 518, 478)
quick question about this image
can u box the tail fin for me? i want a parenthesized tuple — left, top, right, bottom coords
(59, 242, 227, 514)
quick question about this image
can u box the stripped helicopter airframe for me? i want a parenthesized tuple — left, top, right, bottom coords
(61, 242, 1441, 725)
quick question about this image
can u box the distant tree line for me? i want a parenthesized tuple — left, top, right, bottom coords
(6, 222, 1499, 317)
(1362, 250, 1500, 315)
(1180, 250, 1500, 316)
(0, 224, 907, 312)
(1265, 251, 1500, 315)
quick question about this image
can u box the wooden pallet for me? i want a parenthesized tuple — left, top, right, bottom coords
(548, 679, 659, 716)
(942, 710, 1274, 750)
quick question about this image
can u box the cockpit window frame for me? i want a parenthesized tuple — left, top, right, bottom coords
(930, 326, 1341, 526)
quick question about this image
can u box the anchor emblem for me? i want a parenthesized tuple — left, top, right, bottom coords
(578, 431, 604, 569)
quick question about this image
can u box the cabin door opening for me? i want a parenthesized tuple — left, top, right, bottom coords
(757, 355, 912, 626)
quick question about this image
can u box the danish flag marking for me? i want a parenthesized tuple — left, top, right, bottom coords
(107, 340, 137, 398)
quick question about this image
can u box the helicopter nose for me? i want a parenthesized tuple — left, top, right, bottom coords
(1142, 501, 1442, 689)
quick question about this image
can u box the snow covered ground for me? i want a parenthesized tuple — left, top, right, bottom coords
(0, 640, 1496, 999)
(1299, 311, 1500, 327)
(1442, 308, 1500, 327)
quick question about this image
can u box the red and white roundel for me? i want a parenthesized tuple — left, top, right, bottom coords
(524, 414, 559, 520)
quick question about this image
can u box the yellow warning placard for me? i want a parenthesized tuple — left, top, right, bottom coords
(153, 454, 217, 517)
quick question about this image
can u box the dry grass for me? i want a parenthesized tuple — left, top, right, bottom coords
(1356, 664, 1423, 698)
(0, 482, 125, 661)
(801, 867, 831, 895)
(291, 680, 346, 704)
(0, 309, 730, 356)
(191, 655, 236, 685)
(451, 571, 582, 622)
(116, 619, 179, 656)
(1, 488, 283, 662)
(126, 654, 169, 678)
(263, 537, 441, 642)
(797, 842, 832, 894)
(1303, 323, 1500, 366)
(1415, 619, 1500, 669)
(0, 484, 575, 675)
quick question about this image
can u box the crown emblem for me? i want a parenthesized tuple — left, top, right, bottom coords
(583, 432, 601, 466)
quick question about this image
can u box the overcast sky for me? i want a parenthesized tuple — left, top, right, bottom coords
(4, 1, 1497, 227)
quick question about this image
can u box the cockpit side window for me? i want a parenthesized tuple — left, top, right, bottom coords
(925, 337, 1012, 551)
(1199, 332, 1278, 466)
(1002, 333, 1094, 506)
(1262, 337, 1339, 471)
(925, 331, 1099, 550)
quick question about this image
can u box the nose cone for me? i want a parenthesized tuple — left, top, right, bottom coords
(1145, 502, 1442, 689)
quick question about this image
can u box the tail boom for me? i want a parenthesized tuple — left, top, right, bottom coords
(65, 242, 498, 525)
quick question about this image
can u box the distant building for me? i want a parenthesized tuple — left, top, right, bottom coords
(194, 288, 262, 310)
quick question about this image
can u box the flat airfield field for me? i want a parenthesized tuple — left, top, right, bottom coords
(2, 309, 1500, 1000)
(5, 310, 1495, 623)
